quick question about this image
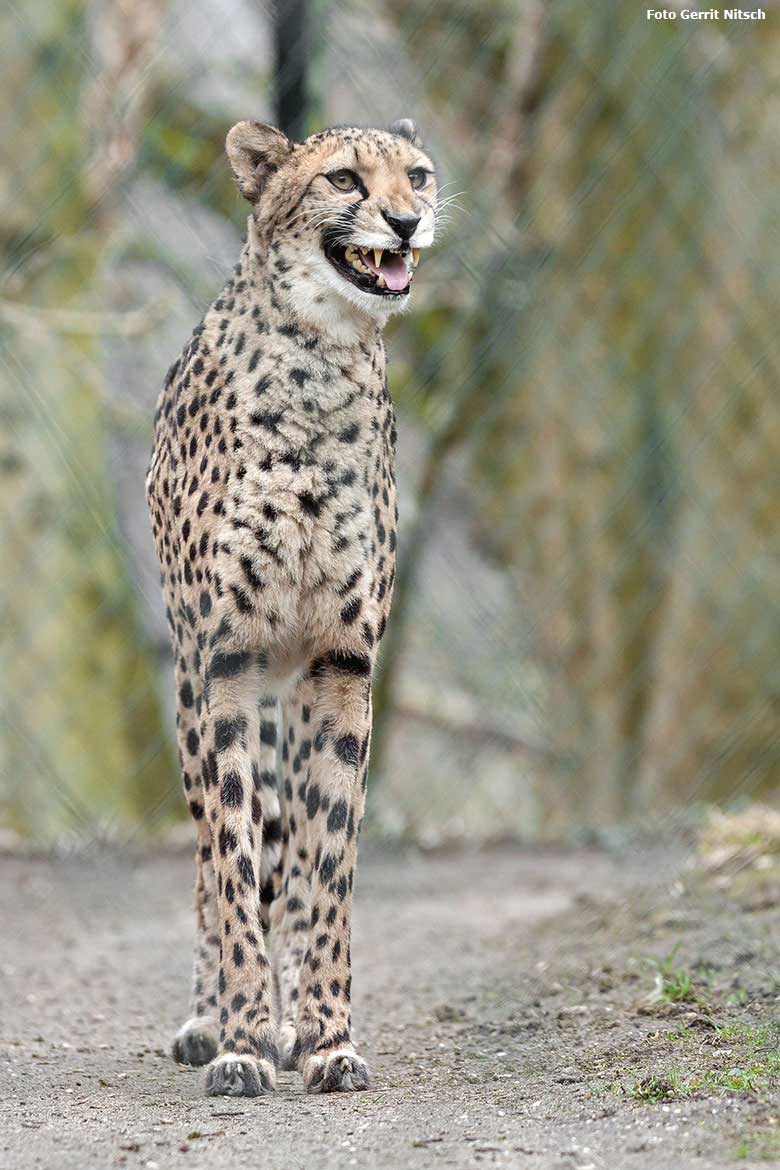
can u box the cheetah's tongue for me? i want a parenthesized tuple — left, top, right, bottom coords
(362, 249, 410, 292)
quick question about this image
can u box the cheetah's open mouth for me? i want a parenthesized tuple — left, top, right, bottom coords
(324, 239, 419, 297)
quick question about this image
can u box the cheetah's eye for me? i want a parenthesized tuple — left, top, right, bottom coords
(407, 168, 428, 191)
(326, 169, 359, 192)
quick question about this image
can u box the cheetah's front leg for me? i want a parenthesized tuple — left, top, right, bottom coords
(270, 680, 315, 1070)
(170, 653, 219, 1068)
(199, 652, 278, 1097)
(293, 652, 372, 1093)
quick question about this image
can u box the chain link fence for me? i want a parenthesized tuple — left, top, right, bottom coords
(1, 0, 778, 847)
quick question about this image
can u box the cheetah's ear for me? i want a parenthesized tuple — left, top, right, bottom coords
(226, 121, 293, 203)
(388, 118, 423, 148)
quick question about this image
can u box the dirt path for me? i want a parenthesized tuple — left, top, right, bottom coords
(0, 843, 777, 1170)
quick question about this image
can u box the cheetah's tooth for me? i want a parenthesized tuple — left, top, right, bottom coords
(411, 248, 420, 267)
(373, 248, 383, 267)
(376, 273, 386, 288)
(345, 245, 357, 259)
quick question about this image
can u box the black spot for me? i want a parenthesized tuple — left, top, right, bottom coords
(251, 793, 262, 824)
(313, 723, 330, 752)
(230, 584, 254, 614)
(206, 751, 218, 789)
(232, 942, 245, 967)
(220, 770, 244, 806)
(200, 591, 212, 616)
(306, 783, 321, 820)
(311, 650, 371, 678)
(319, 853, 337, 884)
(298, 491, 322, 518)
(260, 720, 277, 747)
(240, 554, 264, 591)
(237, 853, 256, 887)
(340, 597, 362, 625)
(334, 734, 360, 767)
(179, 680, 195, 708)
(208, 650, 251, 680)
(250, 409, 282, 431)
(327, 799, 349, 833)
(219, 826, 238, 855)
(336, 568, 363, 597)
(186, 728, 200, 756)
(215, 715, 247, 753)
(265, 817, 283, 843)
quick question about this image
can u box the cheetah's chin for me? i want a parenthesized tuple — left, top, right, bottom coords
(323, 238, 419, 297)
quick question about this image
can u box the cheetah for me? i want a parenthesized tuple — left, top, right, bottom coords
(146, 118, 437, 1096)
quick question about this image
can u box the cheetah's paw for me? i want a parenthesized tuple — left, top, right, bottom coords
(303, 1047, 370, 1094)
(172, 1016, 218, 1067)
(205, 1053, 276, 1097)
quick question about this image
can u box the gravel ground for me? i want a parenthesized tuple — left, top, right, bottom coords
(1, 841, 777, 1170)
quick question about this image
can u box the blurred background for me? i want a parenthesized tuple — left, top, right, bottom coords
(2, 0, 778, 850)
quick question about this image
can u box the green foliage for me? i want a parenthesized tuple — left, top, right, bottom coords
(737, 1125, 780, 1162)
(624, 1017, 780, 1105)
(629, 1073, 679, 1101)
(630, 1056, 780, 1102)
(0, 0, 176, 842)
(139, 95, 241, 221)
(644, 946, 699, 1005)
(389, 0, 780, 830)
(5, 0, 780, 841)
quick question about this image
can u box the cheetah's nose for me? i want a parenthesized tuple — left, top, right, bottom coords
(381, 211, 420, 243)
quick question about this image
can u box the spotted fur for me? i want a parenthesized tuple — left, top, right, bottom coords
(146, 119, 437, 1096)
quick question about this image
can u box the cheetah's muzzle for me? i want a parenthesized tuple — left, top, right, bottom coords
(324, 235, 420, 296)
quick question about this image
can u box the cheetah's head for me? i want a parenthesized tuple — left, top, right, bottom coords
(226, 120, 437, 324)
